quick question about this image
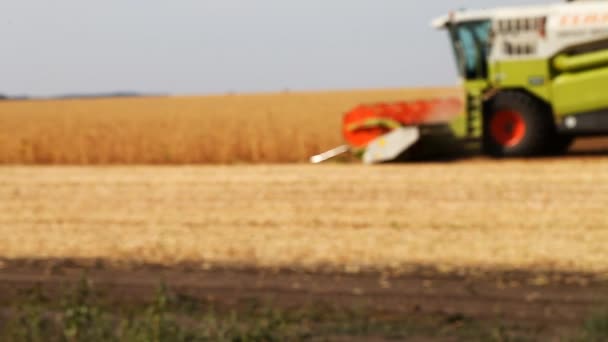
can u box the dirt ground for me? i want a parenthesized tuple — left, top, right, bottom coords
(0, 258, 606, 340)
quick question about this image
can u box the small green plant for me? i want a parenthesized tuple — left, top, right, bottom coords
(3, 285, 56, 342)
(61, 275, 114, 341)
(575, 308, 608, 342)
(118, 282, 196, 342)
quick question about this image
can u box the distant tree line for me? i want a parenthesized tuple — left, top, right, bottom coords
(0, 92, 168, 101)
(54, 91, 142, 99)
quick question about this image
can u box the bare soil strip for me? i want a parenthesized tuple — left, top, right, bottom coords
(0, 258, 605, 339)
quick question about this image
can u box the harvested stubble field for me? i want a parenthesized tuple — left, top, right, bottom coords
(0, 87, 459, 164)
(1, 158, 607, 274)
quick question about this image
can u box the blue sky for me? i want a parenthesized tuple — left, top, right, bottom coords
(1, 0, 554, 96)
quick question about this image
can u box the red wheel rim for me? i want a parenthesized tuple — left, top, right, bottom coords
(490, 110, 526, 147)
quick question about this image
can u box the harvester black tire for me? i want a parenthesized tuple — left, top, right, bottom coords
(483, 91, 555, 157)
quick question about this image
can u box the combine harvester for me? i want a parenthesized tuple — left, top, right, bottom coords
(312, 0, 608, 164)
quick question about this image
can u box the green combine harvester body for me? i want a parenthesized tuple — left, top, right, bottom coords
(311, 0, 608, 164)
(436, 0, 608, 157)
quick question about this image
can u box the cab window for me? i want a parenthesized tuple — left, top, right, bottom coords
(450, 21, 491, 79)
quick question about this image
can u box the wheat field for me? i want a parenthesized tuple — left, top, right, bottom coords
(2, 160, 608, 273)
(0, 88, 460, 164)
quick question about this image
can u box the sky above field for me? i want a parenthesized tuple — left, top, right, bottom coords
(2, 0, 555, 96)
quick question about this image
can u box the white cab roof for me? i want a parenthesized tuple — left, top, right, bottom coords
(431, 2, 597, 29)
